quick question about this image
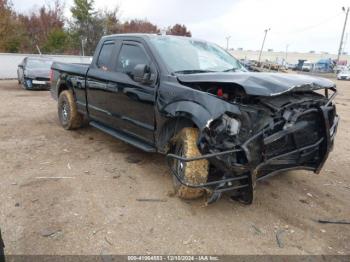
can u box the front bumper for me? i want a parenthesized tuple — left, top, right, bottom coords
(167, 88, 338, 204)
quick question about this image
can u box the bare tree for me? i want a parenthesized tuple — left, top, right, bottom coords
(166, 24, 191, 37)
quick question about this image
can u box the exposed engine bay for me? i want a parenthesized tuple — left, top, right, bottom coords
(167, 80, 338, 204)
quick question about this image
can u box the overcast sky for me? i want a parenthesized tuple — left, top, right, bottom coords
(11, 0, 350, 54)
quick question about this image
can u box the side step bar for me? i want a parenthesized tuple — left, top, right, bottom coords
(90, 121, 156, 153)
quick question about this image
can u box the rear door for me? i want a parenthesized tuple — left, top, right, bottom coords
(86, 40, 120, 125)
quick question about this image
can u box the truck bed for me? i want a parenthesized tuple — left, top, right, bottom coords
(50, 62, 90, 101)
(51, 62, 89, 76)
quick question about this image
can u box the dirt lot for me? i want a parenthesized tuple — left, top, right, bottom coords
(0, 79, 349, 255)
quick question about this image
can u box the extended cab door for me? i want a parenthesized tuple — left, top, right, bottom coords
(107, 40, 157, 144)
(86, 40, 120, 125)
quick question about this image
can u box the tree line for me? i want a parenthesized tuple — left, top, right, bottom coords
(0, 0, 192, 55)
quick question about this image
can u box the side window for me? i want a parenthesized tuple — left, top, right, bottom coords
(97, 43, 115, 71)
(116, 44, 149, 75)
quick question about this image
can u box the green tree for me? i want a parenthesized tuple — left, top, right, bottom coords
(70, 0, 97, 55)
(43, 28, 68, 54)
(3, 37, 21, 52)
(0, 0, 19, 52)
(71, 0, 95, 23)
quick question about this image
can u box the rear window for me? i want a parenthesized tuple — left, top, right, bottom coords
(27, 59, 52, 69)
(97, 43, 115, 71)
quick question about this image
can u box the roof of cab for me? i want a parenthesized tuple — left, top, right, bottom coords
(101, 33, 199, 42)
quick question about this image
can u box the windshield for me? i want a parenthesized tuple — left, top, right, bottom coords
(150, 36, 243, 73)
(27, 59, 52, 69)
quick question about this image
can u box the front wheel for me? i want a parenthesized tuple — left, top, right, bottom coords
(58, 90, 83, 130)
(22, 78, 29, 90)
(171, 128, 209, 200)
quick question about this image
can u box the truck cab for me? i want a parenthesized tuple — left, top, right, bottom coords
(51, 34, 338, 204)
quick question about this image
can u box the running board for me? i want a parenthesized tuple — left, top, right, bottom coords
(90, 121, 156, 152)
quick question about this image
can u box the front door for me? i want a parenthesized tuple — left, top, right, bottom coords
(107, 40, 157, 144)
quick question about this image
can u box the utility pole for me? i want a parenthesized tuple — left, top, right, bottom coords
(36, 45, 42, 55)
(285, 44, 289, 64)
(337, 7, 349, 63)
(81, 37, 87, 57)
(343, 33, 349, 55)
(258, 28, 270, 63)
(81, 39, 84, 57)
(225, 36, 231, 50)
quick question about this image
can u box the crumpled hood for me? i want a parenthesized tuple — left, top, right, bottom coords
(177, 72, 335, 96)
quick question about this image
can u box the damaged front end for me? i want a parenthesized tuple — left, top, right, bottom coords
(166, 80, 339, 204)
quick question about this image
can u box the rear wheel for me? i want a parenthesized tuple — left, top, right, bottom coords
(172, 128, 209, 200)
(58, 90, 83, 130)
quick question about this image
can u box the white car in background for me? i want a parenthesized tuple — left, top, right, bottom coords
(302, 61, 313, 72)
(337, 70, 350, 80)
(335, 65, 348, 74)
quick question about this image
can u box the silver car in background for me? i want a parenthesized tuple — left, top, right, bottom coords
(17, 57, 53, 90)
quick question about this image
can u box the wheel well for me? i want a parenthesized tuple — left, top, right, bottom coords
(58, 84, 69, 96)
(157, 117, 198, 153)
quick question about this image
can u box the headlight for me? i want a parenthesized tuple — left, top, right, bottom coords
(207, 114, 241, 136)
(225, 115, 241, 136)
(200, 114, 242, 154)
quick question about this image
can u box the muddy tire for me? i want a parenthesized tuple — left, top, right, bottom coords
(58, 90, 83, 130)
(172, 128, 209, 200)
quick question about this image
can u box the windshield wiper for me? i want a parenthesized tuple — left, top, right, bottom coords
(222, 67, 238, 72)
(173, 69, 216, 74)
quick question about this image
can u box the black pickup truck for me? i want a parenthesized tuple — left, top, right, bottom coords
(50, 34, 338, 204)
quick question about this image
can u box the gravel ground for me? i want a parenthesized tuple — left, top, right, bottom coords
(0, 79, 349, 255)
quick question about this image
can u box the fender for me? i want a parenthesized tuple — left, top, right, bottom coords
(162, 101, 212, 130)
(57, 75, 76, 98)
(56, 77, 65, 97)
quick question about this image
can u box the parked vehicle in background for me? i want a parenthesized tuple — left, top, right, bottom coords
(337, 70, 350, 80)
(50, 34, 338, 204)
(314, 58, 335, 73)
(239, 59, 256, 71)
(286, 63, 297, 70)
(302, 61, 313, 71)
(335, 65, 348, 74)
(17, 57, 53, 90)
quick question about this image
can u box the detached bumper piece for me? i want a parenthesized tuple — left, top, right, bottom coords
(167, 88, 338, 204)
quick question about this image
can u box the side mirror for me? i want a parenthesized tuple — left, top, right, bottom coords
(133, 64, 152, 84)
(18, 64, 23, 68)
